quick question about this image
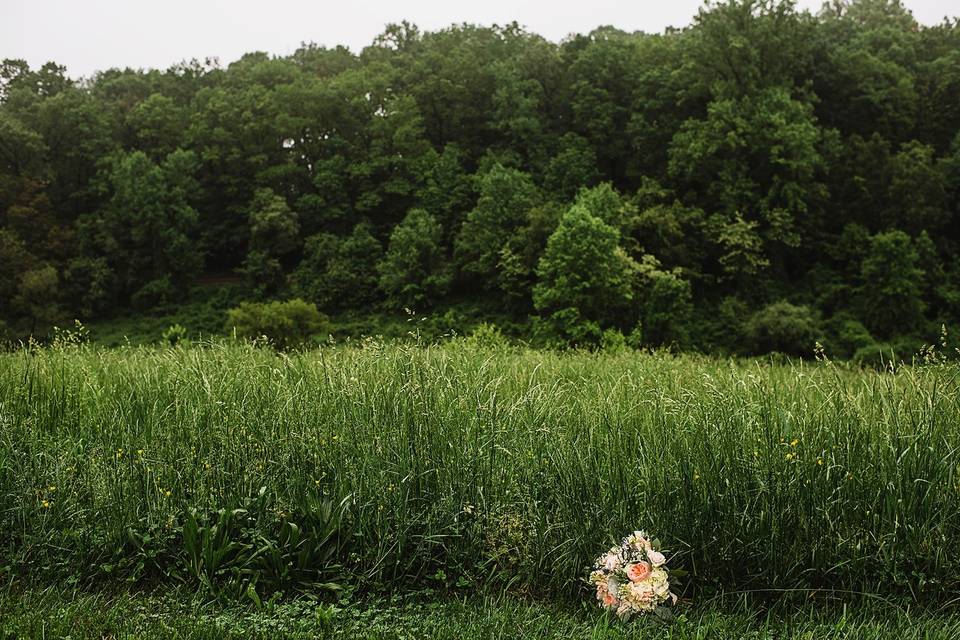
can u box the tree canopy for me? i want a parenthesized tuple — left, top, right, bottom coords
(2, 0, 959, 355)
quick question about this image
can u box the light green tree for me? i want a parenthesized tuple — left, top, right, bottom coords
(533, 204, 636, 344)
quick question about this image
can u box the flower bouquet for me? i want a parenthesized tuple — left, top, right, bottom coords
(588, 530, 680, 620)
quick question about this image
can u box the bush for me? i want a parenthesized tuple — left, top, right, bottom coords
(532, 307, 603, 348)
(859, 231, 926, 339)
(746, 301, 821, 357)
(853, 336, 922, 369)
(463, 322, 510, 349)
(0, 319, 12, 346)
(225, 299, 327, 349)
(239, 251, 284, 298)
(852, 343, 900, 369)
(291, 224, 382, 312)
(131, 277, 174, 311)
(161, 323, 188, 347)
(600, 328, 628, 352)
(826, 313, 875, 359)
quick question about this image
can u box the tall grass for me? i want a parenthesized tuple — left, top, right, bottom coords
(1, 340, 958, 603)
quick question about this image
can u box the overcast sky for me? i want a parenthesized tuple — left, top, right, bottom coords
(3, 0, 957, 79)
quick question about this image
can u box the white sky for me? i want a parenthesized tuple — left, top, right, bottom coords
(3, 0, 958, 79)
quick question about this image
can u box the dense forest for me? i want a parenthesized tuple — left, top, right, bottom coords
(2, 0, 959, 357)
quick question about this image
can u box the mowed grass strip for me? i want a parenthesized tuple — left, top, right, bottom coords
(2, 590, 959, 640)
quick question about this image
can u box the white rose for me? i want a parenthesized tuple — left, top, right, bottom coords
(647, 548, 666, 567)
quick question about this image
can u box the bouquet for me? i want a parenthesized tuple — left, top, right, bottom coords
(589, 530, 678, 619)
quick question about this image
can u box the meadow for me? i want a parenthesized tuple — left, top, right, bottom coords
(1, 338, 959, 636)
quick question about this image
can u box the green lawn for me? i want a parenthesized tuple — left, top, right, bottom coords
(1, 590, 958, 640)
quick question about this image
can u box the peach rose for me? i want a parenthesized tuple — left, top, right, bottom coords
(626, 561, 651, 582)
(602, 590, 619, 608)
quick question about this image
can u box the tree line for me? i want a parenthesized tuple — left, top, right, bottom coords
(2, 0, 959, 357)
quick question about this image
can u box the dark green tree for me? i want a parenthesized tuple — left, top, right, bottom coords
(291, 222, 382, 311)
(378, 209, 452, 310)
(858, 230, 926, 338)
(94, 149, 202, 306)
(455, 164, 541, 288)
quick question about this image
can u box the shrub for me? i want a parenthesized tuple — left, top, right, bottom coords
(746, 301, 821, 357)
(853, 336, 922, 369)
(826, 313, 875, 359)
(239, 250, 284, 298)
(532, 307, 603, 348)
(463, 322, 509, 349)
(704, 296, 751, 353)
(625, 322, 644, 349)
(600, 328, 628, 352)
(161, 323, 188, 347)
(225, 299, 327, 349)
(852, 343, 900, 369)
(131, 277, 174, 311)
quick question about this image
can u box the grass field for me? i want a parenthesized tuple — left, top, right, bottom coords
(1, 340, 958, 635)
